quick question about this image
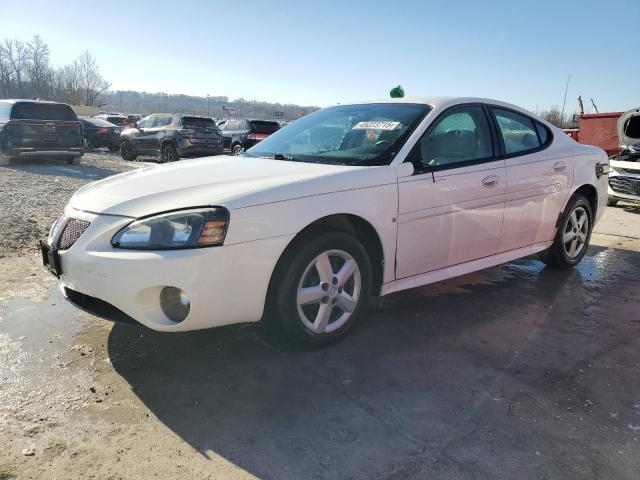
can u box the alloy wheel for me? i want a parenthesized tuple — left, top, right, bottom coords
(296, 249, 361, 334)
(563, 206, 589, 259)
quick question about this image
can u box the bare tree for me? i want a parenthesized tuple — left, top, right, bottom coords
(3, 38, 28, 97)
(76, 51, 110, 106)
(26, 35, 51, 98)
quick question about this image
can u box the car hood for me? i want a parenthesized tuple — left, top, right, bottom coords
(70, 155, 394, 218)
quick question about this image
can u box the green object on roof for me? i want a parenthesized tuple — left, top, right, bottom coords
(390, 85, 405, 98)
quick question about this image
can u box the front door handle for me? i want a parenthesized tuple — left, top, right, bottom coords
(553, 161, 567, 172)
(482, 175, 500, 188)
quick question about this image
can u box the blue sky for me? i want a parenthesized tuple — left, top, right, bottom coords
(3, 0, 639, 112)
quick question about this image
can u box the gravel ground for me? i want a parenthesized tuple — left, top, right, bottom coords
(0, 151, 154, 257)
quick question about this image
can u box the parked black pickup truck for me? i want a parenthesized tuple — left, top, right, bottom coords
(120, 114, 224, 162)
(0, 99, 84, 166)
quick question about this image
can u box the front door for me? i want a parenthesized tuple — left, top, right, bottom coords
(396, 105, 506, 278)
(132, 116, 157, 153)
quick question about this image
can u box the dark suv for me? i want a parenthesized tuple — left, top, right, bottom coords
(0, 99, 84, 166)
(221, 118, 280, 154)
(120, 114, 224, 162)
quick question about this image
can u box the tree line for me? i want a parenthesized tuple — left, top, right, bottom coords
(0, 35, 110, 107)
(0, 35, 317, 120)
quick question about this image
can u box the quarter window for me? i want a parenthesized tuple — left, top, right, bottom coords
(493, 108, 541, 155)
(409, 105, 493, 170)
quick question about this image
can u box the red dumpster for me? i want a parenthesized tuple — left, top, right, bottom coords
(577, 112, 622, 156)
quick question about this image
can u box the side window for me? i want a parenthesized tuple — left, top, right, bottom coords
(409, 105, 493, 170)
(154, 116, 172, 127)
(493, 108, 541, 155)
(238, 120, 248, 131)
(138, 117, 154, 128)
(226, 120, 237, 131)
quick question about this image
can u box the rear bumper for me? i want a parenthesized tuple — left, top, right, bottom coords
(177, 144, 224, 157)
(17, 150, 83, 158)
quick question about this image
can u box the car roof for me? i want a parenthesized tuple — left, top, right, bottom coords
(0, 98, 67, 105)
(338, 96, 538, 117)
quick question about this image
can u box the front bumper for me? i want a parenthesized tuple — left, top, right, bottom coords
(608, 170, 640, 203)
(48, 206, 293, 332)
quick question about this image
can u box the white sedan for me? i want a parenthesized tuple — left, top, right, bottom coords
(42, 97, 609, 345)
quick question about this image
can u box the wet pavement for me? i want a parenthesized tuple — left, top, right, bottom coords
(1, 207, 640, 479)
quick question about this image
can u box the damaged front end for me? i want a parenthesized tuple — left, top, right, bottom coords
(608, 107, 640, 205)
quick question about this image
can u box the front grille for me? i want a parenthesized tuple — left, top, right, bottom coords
(57, 218, 90, 250)
(616, 167, 640, 175)
(609, 176, 640, 196)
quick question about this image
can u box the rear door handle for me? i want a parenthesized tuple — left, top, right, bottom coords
(553, 161, 567, 172)
(482, 175, 500, 188)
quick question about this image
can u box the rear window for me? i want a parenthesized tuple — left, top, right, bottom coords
(85, 118, 116, 127)
(181, 116, 215, 128)
(0, 102, 11, 119)
(250, 121, 280, 134)
(10, 102, 78, 121)
(107, 116, 126, 126)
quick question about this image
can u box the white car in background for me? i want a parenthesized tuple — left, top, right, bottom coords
(42, 97, 609, 346)
(608, 106, 640, 206)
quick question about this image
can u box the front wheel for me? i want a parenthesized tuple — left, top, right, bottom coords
(538, 194, 592, 269)
(270, 231, 372, 346)
(121, 141, 137, 161)
(232, 143, 243, 155)
(161, 143, 178, 163)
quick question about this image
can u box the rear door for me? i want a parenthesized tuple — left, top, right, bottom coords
(149, 115, 173, 152)
(489, 107, 573, 252)
(132, 116, 157, 152)
(7, 102, 82, 151)
(396, 104, 506, 277)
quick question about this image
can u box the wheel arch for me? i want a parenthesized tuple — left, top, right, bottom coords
(266, 213, 386, 304)
(570, 183, 598, 218)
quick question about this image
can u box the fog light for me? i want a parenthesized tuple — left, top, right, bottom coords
(160, 287, 190, 323)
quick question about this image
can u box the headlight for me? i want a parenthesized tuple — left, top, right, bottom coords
(112, 207, 229, 250)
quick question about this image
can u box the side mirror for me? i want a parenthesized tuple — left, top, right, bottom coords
(396, 162, 415, 178)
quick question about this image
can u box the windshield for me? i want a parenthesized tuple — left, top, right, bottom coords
(246, 103, 430, 166)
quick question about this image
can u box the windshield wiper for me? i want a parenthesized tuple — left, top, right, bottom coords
(272, 153, 301, 162)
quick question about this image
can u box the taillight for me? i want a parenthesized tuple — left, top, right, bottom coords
(178, 129, 196, 135)
(97, 128, 109, 134)
(247, 133, 268, 140)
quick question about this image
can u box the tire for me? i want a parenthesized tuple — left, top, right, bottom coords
(538, 194, 593, 269)
(83, 138, 94, 152)
(269, 231, 372, 347)
(607, 197, 618, 207)
(232, 143, 243, 155)
(120, 141, 137, 161)
(161, 143, 179, 163)
(66, 157, 81, 165)
(0, 152, 10, 166)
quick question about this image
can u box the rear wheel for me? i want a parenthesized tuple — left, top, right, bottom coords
(120, 141, 137, 161)
(232, 143, 243, 155)
(538, 194, 592, 269)
(67, 157, 81, 165)
(161, 143, 178, 163)
(269, 231, 372, 346)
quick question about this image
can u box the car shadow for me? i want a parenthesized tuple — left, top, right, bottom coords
(107, 246, 640, 479)
(3, 158, 121, 180)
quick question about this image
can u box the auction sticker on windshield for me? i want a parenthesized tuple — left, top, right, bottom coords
(352, 121, 400, 130)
